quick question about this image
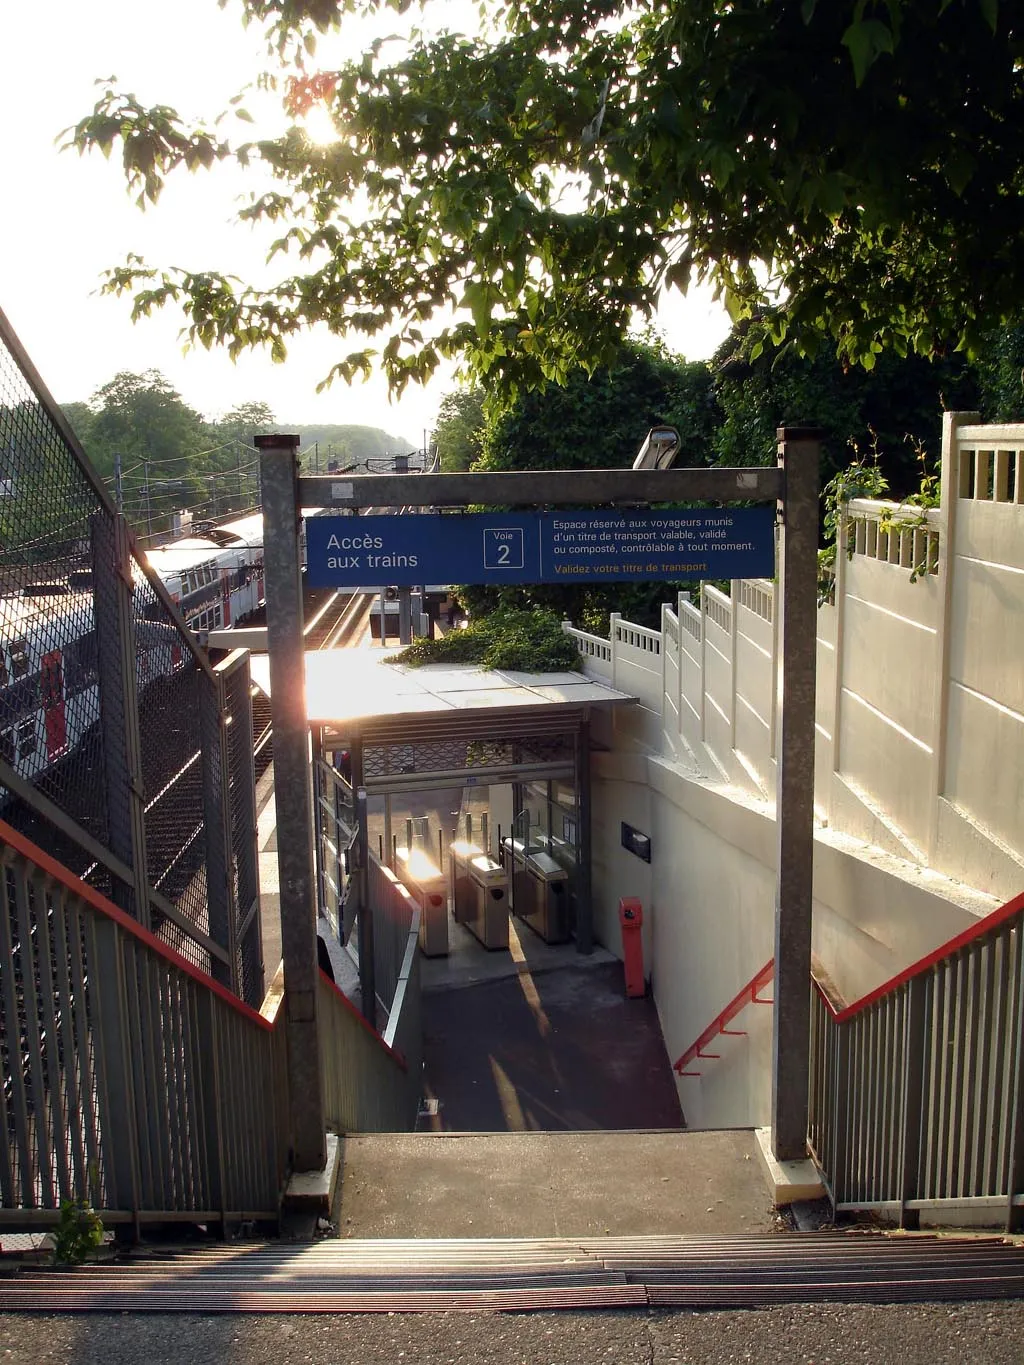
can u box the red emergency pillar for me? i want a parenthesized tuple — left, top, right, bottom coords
(618, 897, 645, 997)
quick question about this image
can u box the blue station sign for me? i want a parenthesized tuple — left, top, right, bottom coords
(305, 508, 775, 587)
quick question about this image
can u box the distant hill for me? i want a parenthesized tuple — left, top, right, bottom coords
(290, 424, 416, 470)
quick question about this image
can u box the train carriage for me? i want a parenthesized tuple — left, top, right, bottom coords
(0, 505, 342, 787)
(0, 511, 269, 785)
(140, 511, 266, 634)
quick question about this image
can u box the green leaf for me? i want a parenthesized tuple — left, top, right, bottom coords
(945, 148, 975, 196)
(841, 18, 894, 85)
(816, 174, 847, 217)
(978, 0, 998, 32)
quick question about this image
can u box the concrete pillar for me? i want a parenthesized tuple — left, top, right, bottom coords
(771, 427, 821, 1162)
(255, 434, 326, 1172)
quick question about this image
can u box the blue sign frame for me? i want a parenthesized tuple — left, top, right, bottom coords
(305, 508, 775, 587)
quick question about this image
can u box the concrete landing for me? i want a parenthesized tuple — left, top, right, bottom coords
(335, 1129, 780, 1238)
(420, 958, 683, 1132)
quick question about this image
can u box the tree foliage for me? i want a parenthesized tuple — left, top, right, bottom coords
(973, 321, 1024, 421)
(86, 371, 208, 527)
(454, 336, 720, 629)
(65, 1, 1024, 402)
(711, 319, 979, 495)
(478, 336, 718, 473)
(433, 386, 486, 472)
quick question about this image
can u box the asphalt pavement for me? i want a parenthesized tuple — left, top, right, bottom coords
(3, 1302, 1024, 1364)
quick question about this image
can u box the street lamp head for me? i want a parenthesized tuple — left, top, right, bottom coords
(632, 425, 682, 471)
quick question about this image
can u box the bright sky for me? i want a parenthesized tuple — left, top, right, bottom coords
(0, 0, 731, 448)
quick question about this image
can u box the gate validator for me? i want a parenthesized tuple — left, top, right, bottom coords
(257, 432, 820, 1172)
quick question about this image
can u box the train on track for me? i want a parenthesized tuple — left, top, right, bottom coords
(0, 498, 448, 785)
(0, 510, 276, 782)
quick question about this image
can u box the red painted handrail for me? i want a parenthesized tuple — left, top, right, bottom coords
(0, 816, 274, 1032)
(817, 886, 1024, 1024)
(673, 957, 774, 1076)
(672, 890, 1024, 1078)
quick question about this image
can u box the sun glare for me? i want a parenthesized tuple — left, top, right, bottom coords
(302, 103, 338, 146)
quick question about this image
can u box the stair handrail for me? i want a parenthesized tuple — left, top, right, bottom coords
(810, 885, 1024, 1227)
(673, 957, 774, 1076)
(813, 886, 1024, 1021)
(0, 817, 271, 1030)
(0, 816, 287, 1229)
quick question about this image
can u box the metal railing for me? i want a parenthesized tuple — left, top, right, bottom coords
(0, 306, 262, 1008)
(314, 757, 357, 947)
(368, 856, 419, 1027)
(809, 888, 1024, 1229)
(318, 936, 422, 1134)
(312, 765, 423, 1129)
(0, 818, 286, 1230)
(673, 959, 774, 1077)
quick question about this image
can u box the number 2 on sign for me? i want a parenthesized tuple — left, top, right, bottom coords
(496, 543, 510, 564)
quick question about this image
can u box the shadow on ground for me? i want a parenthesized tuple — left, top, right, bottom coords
(420, 958, 683, 1132)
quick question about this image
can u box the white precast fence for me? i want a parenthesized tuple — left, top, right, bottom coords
(564, 413, 1024, 900)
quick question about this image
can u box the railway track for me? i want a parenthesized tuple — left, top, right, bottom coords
(252, 588, 373, 779)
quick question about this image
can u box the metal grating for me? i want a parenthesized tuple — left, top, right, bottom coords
(0, 305, 259, 1000)
(3, 1234, 1024, 1313)
(363, 732, 574, 782)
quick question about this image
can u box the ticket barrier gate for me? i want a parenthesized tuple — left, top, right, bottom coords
(395, 841, 449, 957)
(501, 836, 531, 929)
(451, 838, 510, 950)
(502, 837, 571, 944)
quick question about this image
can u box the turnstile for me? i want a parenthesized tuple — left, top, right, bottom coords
(451, 838, 509, 949)
(502, 837, 571, 944)
(395, 843, 449, 956)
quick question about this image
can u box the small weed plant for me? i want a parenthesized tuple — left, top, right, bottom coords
(52, 1197, 104, 1266)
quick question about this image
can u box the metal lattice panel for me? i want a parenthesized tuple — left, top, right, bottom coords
(362, 732, 574, 782)
(0, 306, 258, 1003)
(354, 706, 582, 788)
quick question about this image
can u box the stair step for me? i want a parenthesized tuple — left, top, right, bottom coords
(3, 1234, 1024, 1313)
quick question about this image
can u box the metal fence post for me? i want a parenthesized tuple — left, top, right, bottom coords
(222, 654, 264, 1007)
(91, 510, 152, 927)
(899, 976, 928, 1227)
(1006, 932, 1024, 1232)
(199, 669, 237, 992)
(830, 1019, 851, 1207)
(398, 587, 412, 645)
(359, 821, 378, 1032)
(770, 427, 821, 1161)
(575, 717, 593, 955)
(193, 988, 226, 1227)
(256, 434, 326, 1172)
(87, 915, 142, 1229)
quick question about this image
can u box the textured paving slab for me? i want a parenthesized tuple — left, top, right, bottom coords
(336, 1129, 777, 1238)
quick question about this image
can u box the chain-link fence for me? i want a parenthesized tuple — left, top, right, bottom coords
(0, 305, 262, 1006)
